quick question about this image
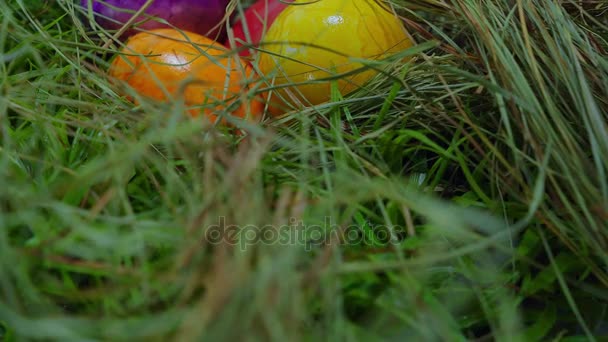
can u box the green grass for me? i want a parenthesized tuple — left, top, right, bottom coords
(1, 0, 607, 340)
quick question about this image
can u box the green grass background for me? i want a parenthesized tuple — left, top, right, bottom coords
(1, 0, 607, 340)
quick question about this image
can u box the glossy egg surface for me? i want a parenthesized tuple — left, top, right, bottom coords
(227, 0, 290, 57)
(258, 0, 413, 113)
(81, 0, 229, 39)
(109, 28, 262, 123)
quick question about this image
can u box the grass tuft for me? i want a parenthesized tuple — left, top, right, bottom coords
(0, 0, 607, 340)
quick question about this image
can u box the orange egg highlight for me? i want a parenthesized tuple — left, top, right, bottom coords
(109, 28, 263, 124)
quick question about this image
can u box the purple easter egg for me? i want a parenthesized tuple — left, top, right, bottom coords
(80, 0, 229, 39)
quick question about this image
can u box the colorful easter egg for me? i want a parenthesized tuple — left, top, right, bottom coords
(109, 28, 263, 123)
(81, 0, 230, 39)
(226, 0, 290, 57)
(258, 0, 413, 114)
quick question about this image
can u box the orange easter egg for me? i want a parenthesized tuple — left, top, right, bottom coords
(109, 28, 263, 124)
